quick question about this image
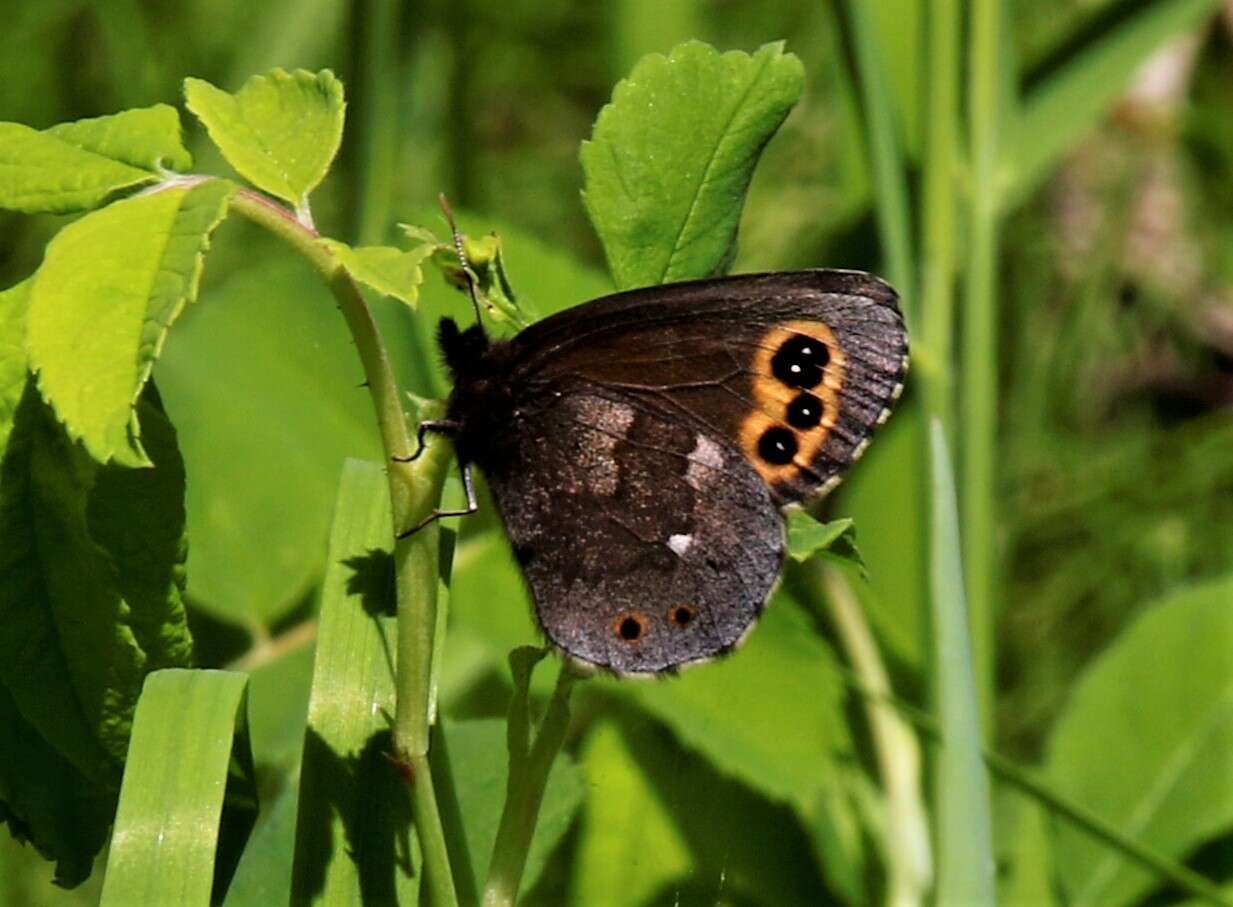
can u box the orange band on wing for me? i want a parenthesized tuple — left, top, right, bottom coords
(738, 319, 846, 486)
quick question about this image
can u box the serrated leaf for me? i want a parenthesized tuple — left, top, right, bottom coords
(0, 105, 191, 215)
(185, 69, 344, 207)
(320, 239, 433, 308)
(291, 459, 418, 905)
(0, 380, 192, 780)
(0, 279, 31, 453)
(1048, 573, 1233, 907)
(45, 105, 192, 173)
(0, 680, 113, 888)
(26, 179, 233, 467)
(581, 40, 803, 289)
(100, 669, 251, 907)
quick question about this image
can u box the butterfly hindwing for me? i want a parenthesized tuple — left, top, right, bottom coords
(444, 269, 907, 674)
(480, 389, 783, 674)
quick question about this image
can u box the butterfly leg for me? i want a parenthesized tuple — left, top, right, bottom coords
(396, 463, 479, 539)
(392, 419, 463, 463)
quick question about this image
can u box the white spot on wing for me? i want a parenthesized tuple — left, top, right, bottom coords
(685, 433, 724, 490)
(573, 397, 635, 495)
(667, 533, 692, 556)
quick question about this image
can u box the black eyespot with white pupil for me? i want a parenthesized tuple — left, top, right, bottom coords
(771, 334, 829, 389)
(758, 427, 797, 465)
(787, 392, 822, 429)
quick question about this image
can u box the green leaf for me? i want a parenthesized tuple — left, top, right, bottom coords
(607, 594, 852, 812)
(443, 718, 583, 898)
(221, 771, 299, 907)
(1004, 0, 1221, 206)
(0, 680, 113, 888)
(0, 380, 192, 779)
(290, 459, 418, 906)
(580, 40, 804, 289)
(1048, 573, 1233, 907)
(573, 720, 689, 906)
(26, 179, 234, 467)
(0, 279, 31, 454)
(99, 669, 251, 907)
(153, 252, 390, 625)
(185, 69, 344, 207)
(320, 239, 433, 308)
(573, 714, 831, 904)
(786, 512, 866, 574)
(0, 106, 189, 215)
(929, 419, 996, 905)
(44, 105, 192, 173)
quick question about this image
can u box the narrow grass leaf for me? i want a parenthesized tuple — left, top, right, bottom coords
(0, 381, 192, 779)
(185, 69, 344, 207)
(929, 419, 996, 904)
(0, 105, 189, 214)
(100, 669, 250, 907)
(1048, 574, 1233, 907)
(291, 458, 418, 906)
(1005, 0, 1220, 205)
(581, 40, 803, 289)
(320, 239, 433, 308)
(26, 179, 234, 466)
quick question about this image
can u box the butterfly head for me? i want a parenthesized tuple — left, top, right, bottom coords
(438, 317, 491, 381)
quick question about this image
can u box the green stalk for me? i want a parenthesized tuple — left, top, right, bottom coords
(793, 563, 932, 907)
(355, 0, 402, 245)
(230, 187, 458, 907)
(483, 661, 581, 907)
(919, 0, 960, 432)
(962, 0, 1005, 737)
(842, 0, 916, 307)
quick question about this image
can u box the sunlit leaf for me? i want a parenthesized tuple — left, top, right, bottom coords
(185, 69, 344, 207)
(26, 179, 234, 467)
(581, 40, 804, 288)
(0, 106, 189, 214)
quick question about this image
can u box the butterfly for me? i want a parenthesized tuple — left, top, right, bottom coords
(406, 269, 907, 675)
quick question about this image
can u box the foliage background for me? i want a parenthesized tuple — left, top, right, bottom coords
(4, 0, 1233, 904)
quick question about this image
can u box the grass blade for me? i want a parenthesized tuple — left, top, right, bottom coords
(1004, 0, 1221, 205)
(100, 669, 251, 907)
(290, 458, 423, 906)
(929, 420, 995, 904)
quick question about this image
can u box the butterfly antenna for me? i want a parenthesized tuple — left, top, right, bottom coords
(438, 193, 486, 331)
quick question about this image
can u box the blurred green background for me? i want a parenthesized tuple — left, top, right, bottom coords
(5, 0, 1233, 904)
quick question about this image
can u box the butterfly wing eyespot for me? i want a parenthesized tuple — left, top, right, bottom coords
(449, 269, 906, 674)
(614, 612, 649, 642)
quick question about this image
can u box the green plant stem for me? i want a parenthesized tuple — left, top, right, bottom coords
(839, 675, 1233, 907)
(962, 0, 1004, 739)
(802, 563, 932, 907)
(230, 185, 459, 907)
(842, 0, 915, 307)
(355, 0, 401, 245)
(484, 662, 581, 907)
(919, 0, 959, 432)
